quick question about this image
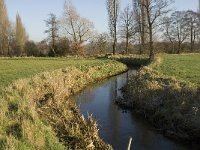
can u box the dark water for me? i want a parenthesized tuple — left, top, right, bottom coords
(75, 70, 190, 150)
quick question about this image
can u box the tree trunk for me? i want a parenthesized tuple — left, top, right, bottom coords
(149, 27, 154, 62)
(177, 42, 181, 54)
(138, 19, 143, 54)
(141, 0, 146, 54)
(7, 42, 12, 57)
(172, 43, 175, 54)
(190, 41, 194, 52)
(113, 21, 117, 55)
(149, 41, 154, 61)
(191, 30, 196, 52)
(113, 37, 116, 55)
(125, 30, 129, 54)
(141, 32, 145, 54)
(139, 45, 142, 55)
(190, 24, 193, 52)
(113, 0, 117, 55)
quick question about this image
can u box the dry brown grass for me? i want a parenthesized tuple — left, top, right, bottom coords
(118, 57, 200, 148)
(0, 60, 127, 150)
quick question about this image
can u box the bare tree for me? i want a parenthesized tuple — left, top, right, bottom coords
(170, 11, 189, 54)
(106, 0, 120, 55)
(185, 10, 200, 52)
(119, 5, 134, 54)
(162, 16, 176, 53)
(45, 13, 59, 56)
(139, 0, 172, 61)
(62, 0, 94, 54)
(132, 0, 148, 54)
(95, 33, 110, 54)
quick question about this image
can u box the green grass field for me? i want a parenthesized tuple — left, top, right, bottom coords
(0, 57, 113, 89)
(154, 54, 200, 85)
(0, 57, 126, 150)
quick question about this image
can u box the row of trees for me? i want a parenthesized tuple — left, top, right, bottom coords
(1, 0, 200, 59)
(106, 0, 200, 61)
(0, 0, 27, 57)
(162, 11, 200, 54)
(107, 0, 173, 61)
(45, 0, 136, 57)
(44, 0, 200, 60)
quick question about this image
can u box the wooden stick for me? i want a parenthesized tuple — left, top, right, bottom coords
(127, 136, 133, 150)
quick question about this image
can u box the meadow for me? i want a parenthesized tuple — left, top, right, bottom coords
(154, 54, 200, 85)
(0, 57, 115, 90)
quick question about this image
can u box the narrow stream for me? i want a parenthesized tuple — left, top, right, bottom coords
(75, 70, 190, 150)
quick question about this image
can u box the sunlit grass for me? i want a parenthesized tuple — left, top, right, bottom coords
(0, 57, 113, 90)
(154, 54, 200, 85)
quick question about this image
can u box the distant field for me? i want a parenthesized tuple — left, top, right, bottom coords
(154, 54, 200, 85)
(0, 57, 112, 89)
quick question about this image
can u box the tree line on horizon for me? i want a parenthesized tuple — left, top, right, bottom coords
(1, 0, 200, 59)
(0, 0, 27, 57)
(107, 0, 200, 61)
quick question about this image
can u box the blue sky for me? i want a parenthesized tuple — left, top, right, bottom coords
(5, 0, 198, 42)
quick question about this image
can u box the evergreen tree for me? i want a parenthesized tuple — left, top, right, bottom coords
(0, 0, 10, 56)
(15, 13, 27, 56)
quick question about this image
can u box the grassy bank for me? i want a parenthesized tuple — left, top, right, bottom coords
(153, 54, 200, 85)
(0, 57, 127, 149)
(118, 54, 200, 148)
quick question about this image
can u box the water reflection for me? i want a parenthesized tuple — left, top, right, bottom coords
(76, 88, 95, 104)
(75, 70, 190, 150)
